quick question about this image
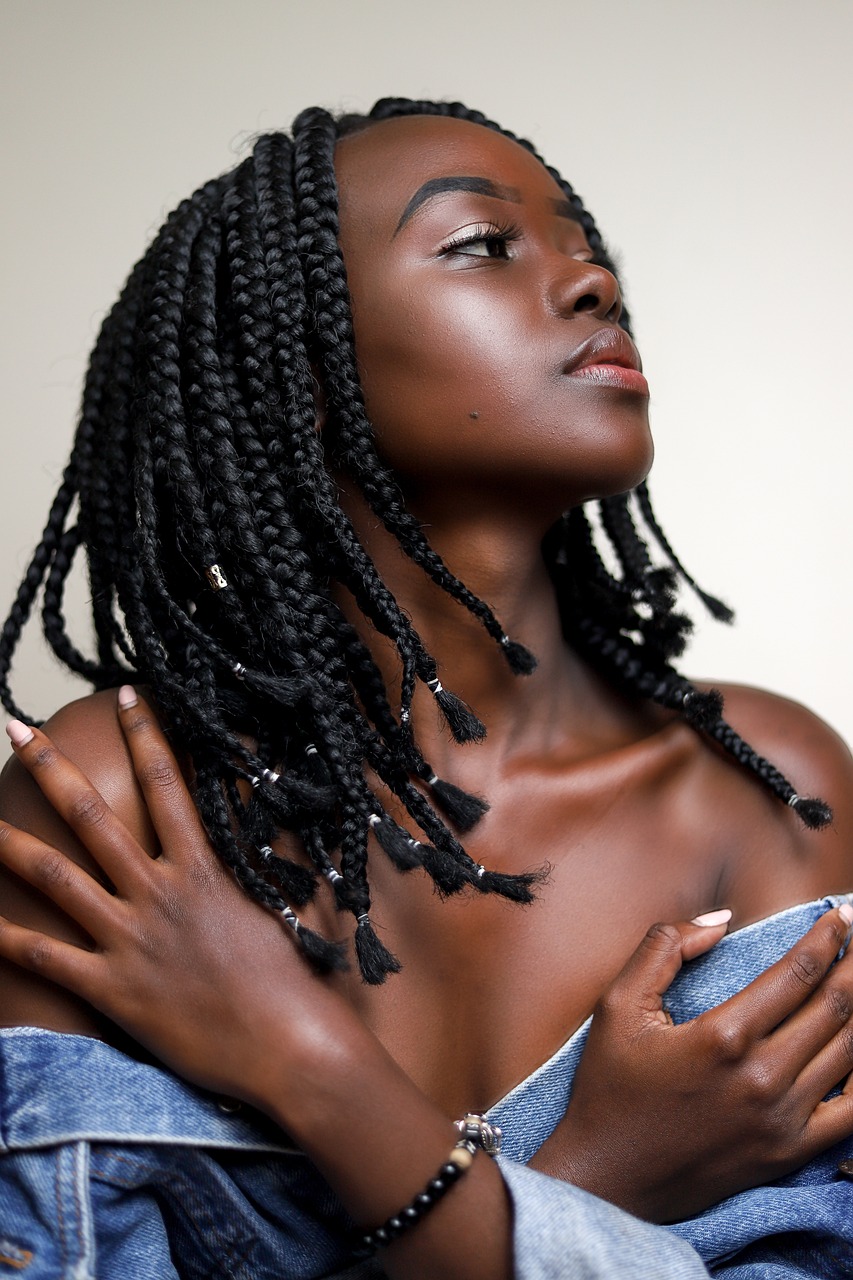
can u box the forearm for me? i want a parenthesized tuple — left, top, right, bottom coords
(252, 1018, 710, 1280)
(255, 1013, 513, 1280)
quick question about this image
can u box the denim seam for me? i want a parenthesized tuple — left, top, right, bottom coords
(54, 1149, 67, 1278)
(3, 1132, 300, 1155)
(53, 1144, 95, 1280)
(89, 1149, 251, 1277)
(71, 1143, 94, 1280)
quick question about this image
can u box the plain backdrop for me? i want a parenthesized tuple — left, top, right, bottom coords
(1, 0, 851, 763)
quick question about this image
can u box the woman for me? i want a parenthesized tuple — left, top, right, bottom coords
(0, 98, 852, 1278)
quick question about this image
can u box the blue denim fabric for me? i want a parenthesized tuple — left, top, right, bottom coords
(487, 895, 853, 1278)
(1, 897, 851, 1278)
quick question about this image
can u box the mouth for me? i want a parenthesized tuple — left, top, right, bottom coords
(563, 328, 649, 395)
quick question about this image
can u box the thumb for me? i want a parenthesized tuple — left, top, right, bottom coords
(613, 910, 732, 1021)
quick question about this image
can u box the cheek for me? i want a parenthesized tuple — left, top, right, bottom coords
(354, 287, 533, 436)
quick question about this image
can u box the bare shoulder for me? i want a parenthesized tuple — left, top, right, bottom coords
(1, 688, 147, 830)
(714, 682, 853, 814)
(0, 687, 147, 1036)
(705, 681, 853, 910)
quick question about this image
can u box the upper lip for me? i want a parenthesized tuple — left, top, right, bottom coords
(563, 327, 642, 376)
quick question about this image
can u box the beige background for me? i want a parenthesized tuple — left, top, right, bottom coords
(1, 0, 851, 761)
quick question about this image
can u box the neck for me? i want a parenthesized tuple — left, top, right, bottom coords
(334, 483, 618, 774)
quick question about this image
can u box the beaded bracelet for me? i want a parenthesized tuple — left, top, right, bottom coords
(355, 1138, 478, 1256)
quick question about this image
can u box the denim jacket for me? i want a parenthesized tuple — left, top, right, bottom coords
(1, 897, 851, 1279)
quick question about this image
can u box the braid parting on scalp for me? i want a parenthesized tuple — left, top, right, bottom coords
(2, 99, 829, 985)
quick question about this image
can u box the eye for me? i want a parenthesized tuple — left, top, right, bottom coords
(441, 221, 521, 260)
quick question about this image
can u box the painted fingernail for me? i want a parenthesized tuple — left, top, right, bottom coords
(691, 908, 733, 927)
(5, 720, 34, 748)
(839, 904, 853, 925)
(118, 685, 138, 710)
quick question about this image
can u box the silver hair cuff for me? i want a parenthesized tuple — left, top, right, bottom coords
(205, 563, 229, 591)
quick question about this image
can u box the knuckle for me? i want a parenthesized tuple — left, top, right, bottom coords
(644, 921, 683, 949)
(33, 849, 74, 891)
(68, 790, 108, 828)
(25, 935, 53, 972)
(137, 758, 179, 791)
(123, 710, 154, 736)
(706, 1013, 750, 1062)
(824, 918, 846, 949)
(789, 948, 824, 990)
(740, 1058, 780, 1104)
(837, 1025, 853, 1065)
(31, 744, 58, 771)
(826, 986, 852, 1025)
(594, 987, 623, 1021)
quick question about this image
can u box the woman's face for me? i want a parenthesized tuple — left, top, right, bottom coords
(334, 115, 653, 520)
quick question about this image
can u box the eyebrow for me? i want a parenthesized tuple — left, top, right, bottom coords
(393, 176, 582, 237)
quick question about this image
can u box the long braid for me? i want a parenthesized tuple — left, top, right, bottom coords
(2, 99, 830, 993)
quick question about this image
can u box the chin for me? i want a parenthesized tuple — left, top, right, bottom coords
(562, 420, 655, 508)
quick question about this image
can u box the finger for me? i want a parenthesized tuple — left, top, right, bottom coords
(604, 912, 732, 1025)
(116, 687, 208, 865)
(803, 1089, 853, 1157)
(0, 912, 102, 1004)
(714, 905, 853, 1040)
(771, 943, 853, 1078)
(794, 1005, 853, 1103)
(5, 719, 153, 894)
(0, 821, 121, 939)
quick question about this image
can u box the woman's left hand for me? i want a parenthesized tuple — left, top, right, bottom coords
(0, 688, 355, 1110)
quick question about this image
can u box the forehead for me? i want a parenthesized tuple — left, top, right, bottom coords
(334, 115, 568, 237)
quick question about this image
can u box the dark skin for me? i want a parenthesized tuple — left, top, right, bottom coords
(2, 116, 853, 1276)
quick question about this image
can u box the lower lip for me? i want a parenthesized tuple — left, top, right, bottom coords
(567, 364, 650, 395)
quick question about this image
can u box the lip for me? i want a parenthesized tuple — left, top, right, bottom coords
(563, 328, 649, 396)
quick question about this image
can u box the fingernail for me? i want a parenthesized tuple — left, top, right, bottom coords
(5, 719, 34, 748)
(691, 908, 733, 928)
(118, 685, 138, 710)
(839, 904, 853, 925)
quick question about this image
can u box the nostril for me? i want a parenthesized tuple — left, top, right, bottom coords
(574, 292, 600, 314)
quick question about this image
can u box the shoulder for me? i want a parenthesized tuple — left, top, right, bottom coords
(1, 688, 146, 833)
(0, 688, 148, 1037)
(712, 682, 853, 811)
(697, 680, 853, 914)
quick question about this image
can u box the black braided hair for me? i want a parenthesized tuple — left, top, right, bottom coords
(0, 99, 830, 985)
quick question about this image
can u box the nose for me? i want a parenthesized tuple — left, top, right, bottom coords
(548, 259, 622, 325)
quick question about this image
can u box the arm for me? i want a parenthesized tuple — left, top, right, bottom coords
(0, 689, 151, 1038)
(2, 695, 853, 1271)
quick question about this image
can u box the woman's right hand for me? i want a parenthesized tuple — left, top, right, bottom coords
(530, 903, 853, 1222)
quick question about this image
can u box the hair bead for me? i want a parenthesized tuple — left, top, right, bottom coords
(369, 812, 422, 871)
(355, 912, 401, 984)
(204, 563, 229, 591)
(422, 771, 489, 832)
(425, 676, 486, 744)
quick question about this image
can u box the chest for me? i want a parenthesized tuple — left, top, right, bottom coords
(325, 768, 773, 1115)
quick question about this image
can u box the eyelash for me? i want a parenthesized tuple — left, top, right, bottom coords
(440, 220, 523, 259)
